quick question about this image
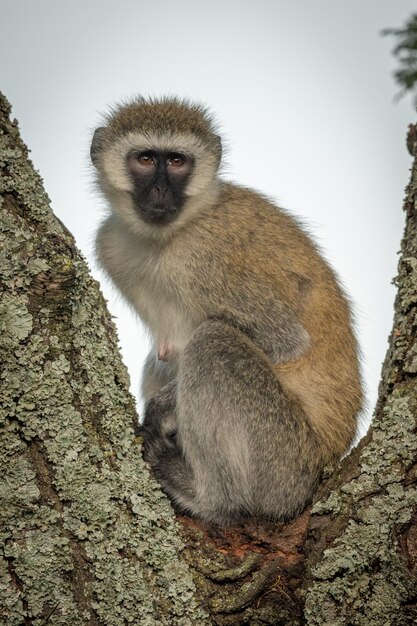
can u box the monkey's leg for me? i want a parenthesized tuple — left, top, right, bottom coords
(141, 348, 177, 402)
(172, 320, 322, 525)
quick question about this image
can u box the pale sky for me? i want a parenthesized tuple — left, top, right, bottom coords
(1, 1, 416, 431)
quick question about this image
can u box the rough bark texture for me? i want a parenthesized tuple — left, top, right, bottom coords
(0, 93, 209, 626)
(1, 91, 416, 626)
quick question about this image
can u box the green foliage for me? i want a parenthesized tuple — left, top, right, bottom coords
(383, 13, 417, 107)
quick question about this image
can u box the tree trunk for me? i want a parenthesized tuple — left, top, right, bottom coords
(1, 92, 416, 625)
(0, 93, 209, 626)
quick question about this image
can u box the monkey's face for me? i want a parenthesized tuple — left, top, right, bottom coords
(93, 133, 220, 237)
(91, 97, 222, 237)
(127, 149, 194, 225)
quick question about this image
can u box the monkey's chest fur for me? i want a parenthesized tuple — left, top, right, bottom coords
(97, 218, 204, 353)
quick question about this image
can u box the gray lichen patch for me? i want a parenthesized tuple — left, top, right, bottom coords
(0, 294, 33, 346)
(0, 92, 209, 625)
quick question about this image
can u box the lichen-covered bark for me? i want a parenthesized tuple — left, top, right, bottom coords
(302, 126, 417, 625)
(0, 93, 209, 626)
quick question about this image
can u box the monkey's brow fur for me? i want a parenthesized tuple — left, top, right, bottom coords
(93, 95, 363, 526)
(102, 96, 220, 153)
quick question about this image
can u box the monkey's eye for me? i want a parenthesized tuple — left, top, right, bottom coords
(167, 153, 186, 168)
(137, 152, 155, 166)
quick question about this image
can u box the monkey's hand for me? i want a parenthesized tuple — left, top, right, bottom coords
(140, 380, 197, 516)
(140, 380, 178, 465)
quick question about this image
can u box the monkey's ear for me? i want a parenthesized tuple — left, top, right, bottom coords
(90, 127, 106, 166)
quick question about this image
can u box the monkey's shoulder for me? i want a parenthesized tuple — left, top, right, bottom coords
(187, 182, 323, 266)
(208, 183, 309, 238)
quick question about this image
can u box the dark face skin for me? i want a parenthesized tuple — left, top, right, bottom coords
(127, 150, 194, 225)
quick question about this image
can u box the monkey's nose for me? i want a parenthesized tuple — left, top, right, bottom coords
(150, 186, 167, 203)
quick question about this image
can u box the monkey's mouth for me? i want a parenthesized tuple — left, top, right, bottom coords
(136, 202, 180, 225)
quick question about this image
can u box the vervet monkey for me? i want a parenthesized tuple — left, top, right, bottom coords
(92, 96, 363, 525)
